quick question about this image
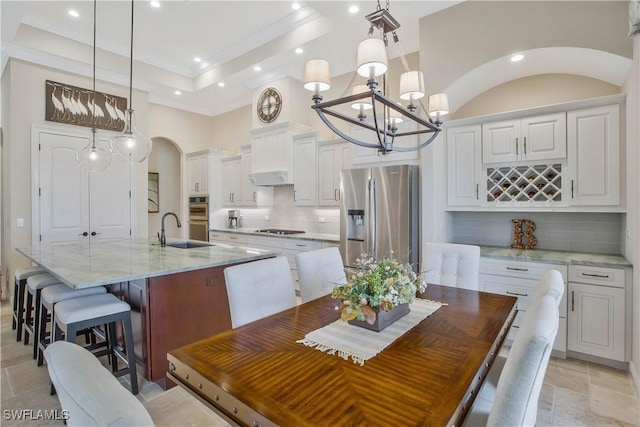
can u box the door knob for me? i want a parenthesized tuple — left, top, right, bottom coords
(79, 232, 88, 236)
(91, 231, 100, 236)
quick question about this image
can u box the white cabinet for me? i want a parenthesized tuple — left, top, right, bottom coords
(482, 113, 566, 164)
(221, 156, 242, 206)
(567, 104, 620, 206)
(293, 133, 317, 206)
(446, 125, 483, 207)
(479, 258, 568, 353)
(567, 265, 626, 361)
(240, 146, 273, 207)
(209, 231, 248, 246)
(187, 152, 210, 195)
(318, 139, 350, 206)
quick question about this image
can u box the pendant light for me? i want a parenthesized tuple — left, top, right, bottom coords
(76, 0, 112, 172)
(109, 0, 152, 163)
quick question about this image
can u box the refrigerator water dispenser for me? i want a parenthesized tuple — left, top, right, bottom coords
(347, 209, 365, 241)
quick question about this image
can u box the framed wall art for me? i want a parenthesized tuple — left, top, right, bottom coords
(148, 172, 159, 213)
(45, 80, 127, 132)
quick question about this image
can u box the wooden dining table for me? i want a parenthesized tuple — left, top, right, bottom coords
(167, 285, 517, 427)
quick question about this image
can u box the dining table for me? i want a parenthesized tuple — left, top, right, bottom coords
(167, 284, 517, 427)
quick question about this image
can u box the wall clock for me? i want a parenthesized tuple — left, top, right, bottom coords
(257, 87, 282, 123)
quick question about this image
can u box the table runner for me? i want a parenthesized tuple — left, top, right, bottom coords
(297, 298, 442, 365)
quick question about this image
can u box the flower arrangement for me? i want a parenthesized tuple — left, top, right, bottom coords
(332, 253, 427, 325)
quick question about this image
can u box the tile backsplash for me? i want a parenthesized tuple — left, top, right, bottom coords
(213, 186, 340, 234)
(450, 212, 623, 254)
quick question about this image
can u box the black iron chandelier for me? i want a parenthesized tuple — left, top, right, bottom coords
(303, 1, 449, 154)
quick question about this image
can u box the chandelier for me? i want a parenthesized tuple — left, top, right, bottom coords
(303, 2, 449, 154)
(109, 0, 152, 163)
(75, 0, 112, 172)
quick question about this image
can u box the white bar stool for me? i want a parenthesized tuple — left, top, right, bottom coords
(23, 274, 61, 357)
(36, 284, 107, 366)
(53, 293, 139, 395)
(13, 266, 45, 341)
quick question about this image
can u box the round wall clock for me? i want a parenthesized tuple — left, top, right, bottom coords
(257, 87, 282, 123)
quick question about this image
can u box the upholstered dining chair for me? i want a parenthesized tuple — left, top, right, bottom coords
(224, 256, 297, 328)
(295, 247, 347, 303)
(532, 268, 565, 307)
(423, 242, 480, 290)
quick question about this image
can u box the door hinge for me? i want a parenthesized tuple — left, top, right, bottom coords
(129, 229, 132, 236)
(39, 234, 42, 242)
(38, 143, 41, 151)
(129, 190, 132, 198)
(39, 188, 41, 197)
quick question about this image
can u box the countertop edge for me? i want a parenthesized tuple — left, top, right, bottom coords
(209, 228, 339, 244)
(478, 245, 633, 269)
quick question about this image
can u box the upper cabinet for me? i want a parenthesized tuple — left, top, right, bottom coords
(187, 152, 210, 195)
(446, 95, 624, 211)
(482, 113, 566, 164)
(567, 104, 620, 206)
(221, 155, 242, 206)
(318, 139, 351, 206)
(293, 132, 318, 206)
(446, 125, 482, 207)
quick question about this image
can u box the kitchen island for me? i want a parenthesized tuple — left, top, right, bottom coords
(17, 238, 276, 386)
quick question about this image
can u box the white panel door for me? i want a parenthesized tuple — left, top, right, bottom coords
(38, 130, 131, 243)
(446, 125, 482, 206)
(482, 119, 520, 163)
(39, 132, 90, 242)
(521, 113, 566, 161)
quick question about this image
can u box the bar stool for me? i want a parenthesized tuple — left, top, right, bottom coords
(12, 266, 45, 341)
(53, 293, 139, 395)
(36, 284, 107, 366)
(23, 274, 61, 358)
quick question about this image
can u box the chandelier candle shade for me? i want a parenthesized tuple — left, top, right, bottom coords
(303, 1, 449, 154)
(109, 0, 152, 163)
(75, 0, 112, 172)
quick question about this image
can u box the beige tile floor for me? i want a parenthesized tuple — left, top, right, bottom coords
(1, 298, 639, 426)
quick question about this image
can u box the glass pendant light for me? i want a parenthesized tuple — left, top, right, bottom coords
(76, 0, 112, 172)
(109, 0, 152, 163)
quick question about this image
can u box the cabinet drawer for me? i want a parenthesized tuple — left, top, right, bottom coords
(283, 239, 322, 251)
(569, 265, 625, 288)
(209, 232, 248, 245)
(480, 258, 568, 281)
(247, 235, 284, 249)
(481, 274, 537, 310)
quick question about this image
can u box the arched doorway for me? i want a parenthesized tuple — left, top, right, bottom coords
(148, 137, 182, 239)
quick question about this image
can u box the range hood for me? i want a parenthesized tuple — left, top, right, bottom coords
(248, 170, 292, 186)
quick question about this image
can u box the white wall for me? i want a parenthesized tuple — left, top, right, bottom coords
(148, 137, 182, 239)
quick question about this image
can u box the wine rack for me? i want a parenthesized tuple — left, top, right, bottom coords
(486, 164, 562, 203)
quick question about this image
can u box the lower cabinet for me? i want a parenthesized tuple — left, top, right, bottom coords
(567, 265, 626, 362)
(479, 258, 568, 353)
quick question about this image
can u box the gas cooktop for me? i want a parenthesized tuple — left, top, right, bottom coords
(255, 229, 305, 235)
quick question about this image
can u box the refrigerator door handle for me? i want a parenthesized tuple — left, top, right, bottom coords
(370, 178, 377, 256)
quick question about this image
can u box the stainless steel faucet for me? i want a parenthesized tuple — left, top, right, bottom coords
(160, 212, 182, 247)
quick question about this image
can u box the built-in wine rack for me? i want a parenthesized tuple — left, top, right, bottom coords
(486, 164, 562, 203)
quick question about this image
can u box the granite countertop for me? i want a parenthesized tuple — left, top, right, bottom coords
(210, 228, 340, 244)
(16, 238, 276, 289)
(479, 245, 632, 268)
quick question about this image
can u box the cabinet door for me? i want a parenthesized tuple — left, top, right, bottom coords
(447, 125, 482, 206)
(240, 149, 256, 206)
(293, 135, 317, 206)
(567, 281, 625, 361)
(197, 155, 209, 194)
(318, 142, 348, 206)
(482, 119, 520, 163)
(521, 113, 566, 162)
(567, 105, 620, 206)
(221, 157, 242, 206)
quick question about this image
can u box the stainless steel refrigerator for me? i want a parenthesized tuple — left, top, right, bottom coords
(340, 164, 420, 272)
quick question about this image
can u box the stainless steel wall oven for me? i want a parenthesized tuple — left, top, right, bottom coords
(188, 196, 209, 241)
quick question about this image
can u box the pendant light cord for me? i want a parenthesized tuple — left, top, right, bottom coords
(128, 0, 134, 110)
(92, 0, 97, 129)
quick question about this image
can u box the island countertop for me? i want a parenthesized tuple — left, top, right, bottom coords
(16, 238, 276, 289)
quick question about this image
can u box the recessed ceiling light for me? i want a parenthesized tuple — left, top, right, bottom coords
(292, 2, 301, 10)
(295, 48, 304, 54)
(68, 10, 79, 18)
(510, 54, 524, 62)
(194, 57, 202, 63)
(150, 1, 160, 8)
(218, 82, 225, 87)
(174, 90, 181, 95)
(253, 65, 262, 71)
(349, 5, 359, 14)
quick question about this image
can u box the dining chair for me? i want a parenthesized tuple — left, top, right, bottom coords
(224, 256, 297, 328)
(423, 242, 480, 290)
(532, 268, 565, 307)
(295, 247, 346, 303)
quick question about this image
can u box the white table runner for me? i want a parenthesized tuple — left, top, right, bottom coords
(297, 298, 442, 366)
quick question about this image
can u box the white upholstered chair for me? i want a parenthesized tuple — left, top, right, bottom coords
(423, 243, 480, 290)
(295, 247, 346, 303)
(463, 271, 564, 426)
(224, 256, 297, 328)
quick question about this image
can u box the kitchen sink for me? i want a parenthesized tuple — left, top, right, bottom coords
(166, 241, 214, 249)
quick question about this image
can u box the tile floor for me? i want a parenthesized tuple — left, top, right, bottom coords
(1, 298, 639, 426)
